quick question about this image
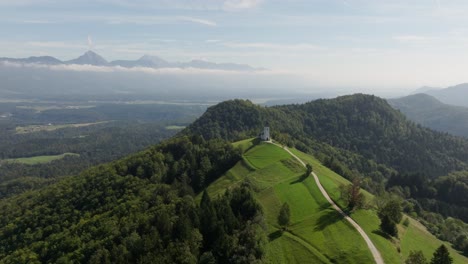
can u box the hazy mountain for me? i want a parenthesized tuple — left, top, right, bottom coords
(0, 52, 259, 71)
(411, 86, 441, 94)
(425, 83, 468, 107)
(0, 55, 63, 65)
(111, 55, 171, 68)
(389, 94, 468, 138)
(66, 50, 109, 66)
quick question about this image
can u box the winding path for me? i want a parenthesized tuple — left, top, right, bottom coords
(270, 142, 385, 264)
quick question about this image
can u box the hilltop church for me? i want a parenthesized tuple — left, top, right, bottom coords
(259, 127, 270, 141)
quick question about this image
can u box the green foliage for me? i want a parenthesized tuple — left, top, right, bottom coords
(305, 164, 313, 176)
(403, 218, 411, 227)
(378, 199, 403, 237)
(339, 177, 366, 210)
(406, 250, 428, 264)
(431, 245, 453, 264)
(0, 136, 264, 263)
(277, 202, 291, 229)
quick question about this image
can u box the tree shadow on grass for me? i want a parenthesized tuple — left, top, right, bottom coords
(319, 202, 332, 211)
(244, 138, 261, 153)
(372, 229, 391, 240)
(268, 230, 283, 241)
(314, 209, 344, 231)
(289, 173, 309, 185)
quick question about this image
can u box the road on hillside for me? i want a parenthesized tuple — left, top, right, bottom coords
(270, 142, 385, 264)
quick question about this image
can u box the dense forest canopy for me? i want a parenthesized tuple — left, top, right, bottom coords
(0, 136, 265, 263)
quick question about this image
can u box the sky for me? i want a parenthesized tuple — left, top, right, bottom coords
(1, 0, 468, 95)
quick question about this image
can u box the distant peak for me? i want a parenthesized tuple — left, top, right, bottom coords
(139, 54, 165, 61)
(83, 50, 100, 57)
(66, 50, 108, 65)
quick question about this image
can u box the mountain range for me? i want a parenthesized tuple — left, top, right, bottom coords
(413, 83, 468, 107)
(0, 50, 260, 71)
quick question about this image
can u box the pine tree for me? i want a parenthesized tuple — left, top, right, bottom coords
(430, 245, 453, 264)
(200, 191, 218, 249)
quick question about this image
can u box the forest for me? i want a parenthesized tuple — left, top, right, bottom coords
(0, 136, 266, 263)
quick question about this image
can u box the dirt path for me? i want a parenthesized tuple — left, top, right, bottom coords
(271, 142, 385, 264)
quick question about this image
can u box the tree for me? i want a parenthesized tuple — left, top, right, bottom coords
(277, 202, 290, 230)
(380, 214, 398, 237)
(378, 199, 402, 237)
(405, 250, 428, 264)
(305, 164, 313, 176)
(430, 245, 453, 264)
(339, 177, 366, 210)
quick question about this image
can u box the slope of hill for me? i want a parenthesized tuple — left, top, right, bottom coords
(388, 93, 468, 137)
(204, 139, 468, 263)
(204, 140, 375, 264)
(425, 83, 468, 107)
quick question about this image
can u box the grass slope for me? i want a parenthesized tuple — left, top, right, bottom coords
(205, 139, 374, 264)
(204, 139, 468, 263)
(2, 153, 79, 165)
(288, 148, 468, 264)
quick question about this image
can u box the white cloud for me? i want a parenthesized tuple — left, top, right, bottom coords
(178, 16, 217, 26)
(98, 15, 217, 26)
(223, 0, 263, 10)
(0, 61, 271, 75)
(224, 42, 323, 51)
(25, 41, 86, 49)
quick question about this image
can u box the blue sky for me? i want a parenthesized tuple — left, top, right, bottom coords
(1, 0, 468, 92)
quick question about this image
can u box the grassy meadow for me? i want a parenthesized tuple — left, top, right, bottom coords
(203, 138, 468, 263)
(2, 153, 79, 165)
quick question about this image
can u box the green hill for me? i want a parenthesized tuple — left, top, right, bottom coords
(204, 139, 468, 263)
(184, 95, 468, 178)
(183, 95, 468, 222)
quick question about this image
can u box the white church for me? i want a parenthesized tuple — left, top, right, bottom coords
(259, 127, 271, 141)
